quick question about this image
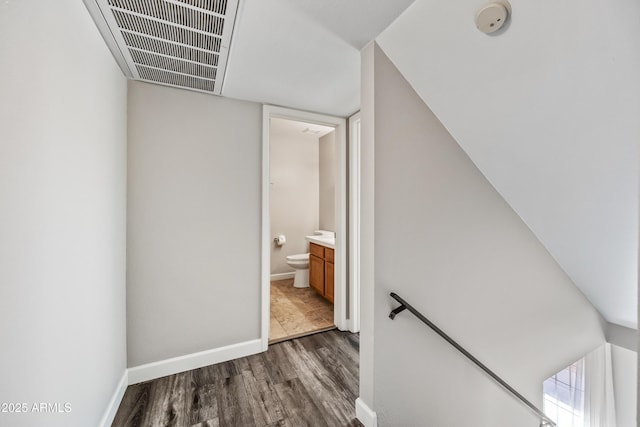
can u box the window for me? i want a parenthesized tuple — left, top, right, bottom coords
(543, 358, 586, 427)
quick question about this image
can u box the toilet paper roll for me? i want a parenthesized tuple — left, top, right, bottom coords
(274, 235, 286, 246)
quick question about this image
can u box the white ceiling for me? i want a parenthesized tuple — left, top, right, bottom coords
(222, 0, 416, 117)
(377, 0, 639, 328)
(85, 0, 638, 328)
(271, 117, 334, 139)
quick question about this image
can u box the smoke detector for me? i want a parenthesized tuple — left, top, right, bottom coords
(475, 1, 511, 34)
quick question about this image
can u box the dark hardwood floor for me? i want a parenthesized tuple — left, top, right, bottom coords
(112, 330, 362, 427)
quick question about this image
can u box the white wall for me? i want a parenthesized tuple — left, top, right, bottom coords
(319, 131, 336, 232)
(606, 321, 637, 352)
(0, 2, 127, 426)
(358, 42, 376, 409)
(270, 120, 319, 275)
(611, 345, 638, 427)
(127, 81, 262, 367)
(359, 43, 606, 427)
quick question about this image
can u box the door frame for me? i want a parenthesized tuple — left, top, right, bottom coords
(261, 105, 348, 350)
(348, 112, 361, 333)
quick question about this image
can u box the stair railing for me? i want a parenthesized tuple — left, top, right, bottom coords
(389, 292, 556, 427)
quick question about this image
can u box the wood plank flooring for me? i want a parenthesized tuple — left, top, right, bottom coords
(270, 279, 334, 343)
(112, 330, 362, 427)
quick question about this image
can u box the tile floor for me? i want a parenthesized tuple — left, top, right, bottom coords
(269, 279, 335, 343)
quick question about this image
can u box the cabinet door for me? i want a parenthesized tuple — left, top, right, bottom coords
(325, 261, 334, 303)
(309, 254, 325, 296)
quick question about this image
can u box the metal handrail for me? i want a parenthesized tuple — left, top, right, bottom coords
(389, 292, 556, 427)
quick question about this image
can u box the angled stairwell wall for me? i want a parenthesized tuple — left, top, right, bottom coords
(358, 42, 605, 427)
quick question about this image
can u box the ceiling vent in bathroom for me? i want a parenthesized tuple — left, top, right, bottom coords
(84, 0, 239, 95)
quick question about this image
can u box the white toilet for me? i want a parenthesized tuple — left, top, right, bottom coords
(286, 253, 309, 288)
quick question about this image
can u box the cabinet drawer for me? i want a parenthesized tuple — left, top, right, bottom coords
(309, 242, 325, 258)
(325, 247, 334, 263)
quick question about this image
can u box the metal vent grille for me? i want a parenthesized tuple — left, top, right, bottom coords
(175, 0, 227, 15)
(88, 0, 238, 95)
(108, 0, 225, 35)
(130, 49, 217, 79)
(122, 32, 219, 67)
(137, 65, 216, 92)
(112, 10, 221, 51)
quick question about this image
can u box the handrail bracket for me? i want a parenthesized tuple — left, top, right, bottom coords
(389, 304, 407, 320)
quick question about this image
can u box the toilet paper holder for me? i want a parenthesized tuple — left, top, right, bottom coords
(274, 235, 286, 246)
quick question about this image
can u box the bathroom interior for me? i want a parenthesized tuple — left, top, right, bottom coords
(269, 117, 337, 343)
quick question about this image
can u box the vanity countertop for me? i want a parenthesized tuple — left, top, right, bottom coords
(305, 235, 335, 249)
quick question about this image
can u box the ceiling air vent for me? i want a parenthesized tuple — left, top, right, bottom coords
(84, 0, 238, 95)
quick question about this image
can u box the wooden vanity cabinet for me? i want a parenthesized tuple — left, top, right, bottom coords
(309, 252, 325, 295)
(324, 260, 334, 303)
(308, 242, 334, 303)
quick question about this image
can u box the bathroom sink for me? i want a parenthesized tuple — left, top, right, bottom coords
(305, 234, 335, 248)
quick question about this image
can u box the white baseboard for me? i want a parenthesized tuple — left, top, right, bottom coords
(270, 272, 295, 281)
(128, 339, 263, 385)
(356, 397, 378, 427)
(99, 370, 128, 427)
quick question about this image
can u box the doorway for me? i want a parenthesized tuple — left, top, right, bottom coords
(261, 106, 347, 350)
(268, 117, 335, 342)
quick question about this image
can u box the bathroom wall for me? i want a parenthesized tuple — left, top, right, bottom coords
(270, 118, 320, 276)
(0, 2, 127, 426)
(127, 81, 262, 367)
(319, 131, 336, 232)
